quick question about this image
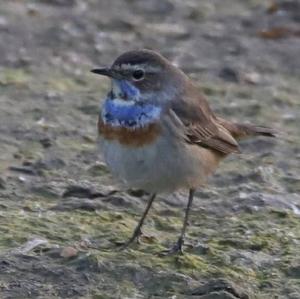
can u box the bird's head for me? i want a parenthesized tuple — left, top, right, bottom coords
(91, 49, 186, 105)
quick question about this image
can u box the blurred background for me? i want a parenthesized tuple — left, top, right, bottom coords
(0, 1, 299, 298)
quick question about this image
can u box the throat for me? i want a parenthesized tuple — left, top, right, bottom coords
(102, 98, 161, 129)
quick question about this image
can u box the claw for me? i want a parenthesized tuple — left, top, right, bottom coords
(159, 237, 184, 256)
(117, 228, 143, 251)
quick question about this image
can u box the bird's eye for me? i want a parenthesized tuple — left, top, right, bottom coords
(132, 69, 145, 81)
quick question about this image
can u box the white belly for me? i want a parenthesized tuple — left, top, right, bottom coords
(98, 134, 220, 193)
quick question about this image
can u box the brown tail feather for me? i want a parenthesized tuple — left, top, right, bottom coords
(216, 117, 277, 140)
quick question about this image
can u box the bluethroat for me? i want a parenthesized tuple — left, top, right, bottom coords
(91, 49, 275, 254)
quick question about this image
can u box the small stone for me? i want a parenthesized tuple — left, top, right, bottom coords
(39, 137, 52, 148)
(243, 72, 261, 85)
(18, 176, 27, 182)
(60, 246, 78, 258)
(219, 67, 240, 83)
(127, 189, 147, 197)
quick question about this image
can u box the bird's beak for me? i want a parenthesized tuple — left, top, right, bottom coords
(91, 67, 113, 77)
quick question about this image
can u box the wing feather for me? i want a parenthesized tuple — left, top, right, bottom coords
(169, 86, 240, 155)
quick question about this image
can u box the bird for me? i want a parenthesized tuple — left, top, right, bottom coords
(91, 49, 276, 254)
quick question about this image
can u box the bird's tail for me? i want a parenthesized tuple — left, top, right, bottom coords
(216, 117, 277, 140)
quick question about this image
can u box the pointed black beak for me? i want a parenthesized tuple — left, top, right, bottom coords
(90, 67, 113, 77)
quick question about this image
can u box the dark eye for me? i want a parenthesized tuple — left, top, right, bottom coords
(132, 69, 145, 81)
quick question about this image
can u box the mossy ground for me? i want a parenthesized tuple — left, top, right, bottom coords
(0, 0, 299, 298)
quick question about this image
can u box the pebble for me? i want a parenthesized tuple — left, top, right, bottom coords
(60, 246, 78, 258)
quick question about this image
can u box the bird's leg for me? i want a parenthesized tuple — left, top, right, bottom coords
(161, 189, 195, 255)
(119, 193, 156, 250)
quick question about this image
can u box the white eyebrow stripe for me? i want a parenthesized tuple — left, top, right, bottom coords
(113, 64, 161, 73)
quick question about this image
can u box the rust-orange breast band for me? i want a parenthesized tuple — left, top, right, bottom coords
(98, 118, 161, 147)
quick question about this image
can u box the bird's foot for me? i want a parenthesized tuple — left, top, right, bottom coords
(117, 227, 143, 251)
(159, 237, 184, 256)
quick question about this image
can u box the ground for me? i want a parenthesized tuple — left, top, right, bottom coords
(0, 0, 300, 298)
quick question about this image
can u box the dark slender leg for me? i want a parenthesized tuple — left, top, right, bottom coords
(161, 189, 195, 255)
(120, 193, 156, 249)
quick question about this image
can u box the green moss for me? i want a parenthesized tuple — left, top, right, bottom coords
(16, 141, 44, 161)
(87, 163, 110, 176)
(152, 215, 181, 232)
(1, 178, 299, 297)
(175, 254, 210, 273)
(0, 68, 31, 87)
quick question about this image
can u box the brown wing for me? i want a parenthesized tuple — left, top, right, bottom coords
(216, 116, 276, 140)
(170, 86, 240, 155)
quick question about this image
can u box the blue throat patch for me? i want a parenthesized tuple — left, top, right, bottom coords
(102, 99, 161, 128)
(101, 81, 161, 129)
(118, 80, 139, 99)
